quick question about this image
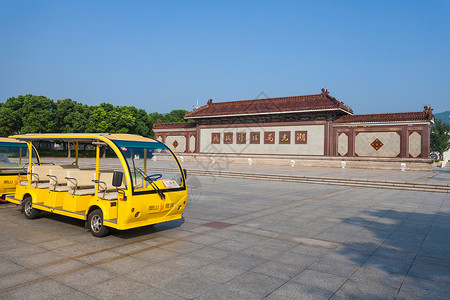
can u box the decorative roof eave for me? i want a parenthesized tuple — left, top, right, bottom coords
(333, 120, 433, 127)
(185, 89, 354, 119)
(152, 121, 197, 129)
(186, 108, 352, 119)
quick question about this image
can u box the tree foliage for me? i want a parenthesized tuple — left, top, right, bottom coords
(0, 95, 190, 138)
(430, 119, 450, 160)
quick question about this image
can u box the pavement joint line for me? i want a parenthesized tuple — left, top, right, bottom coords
(0, 229, 184, 279)
(0, 239, 179, 294)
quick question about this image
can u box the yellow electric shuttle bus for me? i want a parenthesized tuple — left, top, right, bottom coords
(6, 133, 187, 237)
(0, 138, 40, 202)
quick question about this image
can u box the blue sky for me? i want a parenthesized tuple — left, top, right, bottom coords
(1, 0, 449, 114)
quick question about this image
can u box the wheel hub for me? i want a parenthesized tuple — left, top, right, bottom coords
(91, 215, 102, 232)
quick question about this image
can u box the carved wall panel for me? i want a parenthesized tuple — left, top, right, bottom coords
(355, 132, 400, 157)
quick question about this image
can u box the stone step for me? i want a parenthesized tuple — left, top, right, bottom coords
(187, 169, 450, 193)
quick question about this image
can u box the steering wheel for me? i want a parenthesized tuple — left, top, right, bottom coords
(145, 174, 162, 181)
(136, 168, 162, 182)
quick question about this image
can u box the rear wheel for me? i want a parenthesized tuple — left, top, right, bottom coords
(88, 209, 109, 237)
(22, 196, 40, 219)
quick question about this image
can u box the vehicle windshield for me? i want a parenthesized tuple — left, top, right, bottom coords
(0, 142, 29, 168)
(112, 140, 184, 193)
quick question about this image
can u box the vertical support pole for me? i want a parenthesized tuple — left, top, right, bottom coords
(68, 142, 71, 158)
(95, 143, 100, 198)
(75, 141, 79, 165)
(19, 147, 22, 167)
(27, 142, 33, 187)
(144, 148, 147, 174)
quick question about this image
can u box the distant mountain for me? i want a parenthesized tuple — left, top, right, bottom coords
(434, 111, 450, 124)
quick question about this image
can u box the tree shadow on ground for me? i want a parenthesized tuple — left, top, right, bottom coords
(336, 208, 450, 299)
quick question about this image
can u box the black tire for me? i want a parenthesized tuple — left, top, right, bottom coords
(22, 196, 40, 219)
(88, 209, 109, 237)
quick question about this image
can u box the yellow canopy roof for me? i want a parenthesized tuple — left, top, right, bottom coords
(9, 133, 157, 143)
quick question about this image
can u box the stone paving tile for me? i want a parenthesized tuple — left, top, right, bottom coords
(98, 256, 152, 275)
(0, 278, 76, 300)
(1, 244, 48, 262)
(308, 257, 361, 277)
(0, 270, 44, 291)
(74, 249, 120, 265)
(407, 264, 450, 283)
(210, 239, 253, 252)
(159, 240, 205, 254)
(331, 279, 398, 299)
(227, 271, 285, 297)
(320, 250, 369, 265)
(289, 244, 333, 258)
(46, 290, 97, 300)
(159, 273, 219, 299)
(251, 260, 304, 281)
(35, 237, 79, 250)
(129, 287, 185, 300)
(113, 241, 160, 254)
(180, 232, 223, 245)
(83, 276, 150, 300)
(371, 246, 416, 263)
(218, 252, 265, 270)
(0, 257, 25, 276)
(189, 262, 246, 283)
(266, 281, 334, 300)
(130, 247, 179, 263)
(157, 253, 211, 274)
(351, 266, 406, 289)
(196, 283, 262, 300)
(12, 250, 67, 268)
(291, 269, 347, 292)
(188, 245, 233, 261)
(49, 242, 104, 258)
(125, 264, 185, 286)
(53, 266, 117, 290)
(35, 259, 87, 276)
(396, 276, 450, 300)
(271, 250, 319, 268)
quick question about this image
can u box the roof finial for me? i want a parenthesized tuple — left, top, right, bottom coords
(423, 106, 433, 119)
(207, 99, 213, 106)
(321, 88, 329, 96)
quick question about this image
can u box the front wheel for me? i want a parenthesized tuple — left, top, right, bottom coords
(22, 196, 40, 219)
(88, 209, 109, 237)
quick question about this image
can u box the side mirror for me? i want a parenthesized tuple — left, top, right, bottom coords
(183, 169, 187, 179)
(112, 171, 123, 187)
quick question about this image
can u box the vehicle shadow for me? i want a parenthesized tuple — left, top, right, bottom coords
(41, 211, 185, 239)
(337, 208, 450, 298)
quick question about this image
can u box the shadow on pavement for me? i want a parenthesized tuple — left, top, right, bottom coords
(41, 211, 185, 239)
(338, 209, 450, 298)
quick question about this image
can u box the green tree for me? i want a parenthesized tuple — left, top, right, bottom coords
(0, 95, 25, 136)
(430, 119, 450, 160)
(163, 109, 188, 123)
(55, 99, 89, 133)
(20, 95, 57, 134)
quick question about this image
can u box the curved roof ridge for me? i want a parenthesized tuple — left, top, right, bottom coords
(185, 90, 353, 118)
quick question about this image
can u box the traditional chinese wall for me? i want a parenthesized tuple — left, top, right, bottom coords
(333, 124, 430, 158)
(153, 128, 197, 153)
(198, 122, 326, 155)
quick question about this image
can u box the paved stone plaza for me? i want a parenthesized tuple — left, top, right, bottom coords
(0, 169, 449, 299)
